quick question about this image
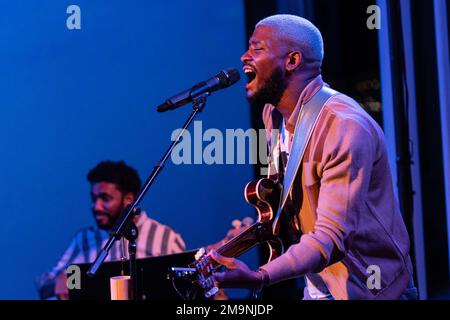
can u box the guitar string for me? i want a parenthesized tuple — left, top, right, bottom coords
(215, 221, 262, 256)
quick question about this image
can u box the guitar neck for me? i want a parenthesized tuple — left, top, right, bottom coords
(215, 222, 269, 262)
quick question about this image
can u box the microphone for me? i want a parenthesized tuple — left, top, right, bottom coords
(157, 68, 240, 112)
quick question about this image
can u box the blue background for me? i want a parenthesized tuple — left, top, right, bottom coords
(0, 0, 257, 299)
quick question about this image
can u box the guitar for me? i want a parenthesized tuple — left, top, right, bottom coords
(204, 216, 254, 252)
(169, 178, 293, 299)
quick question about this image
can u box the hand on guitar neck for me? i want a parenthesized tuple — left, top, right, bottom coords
(169, 178, 287, 299)
(209, 250, 266, 290)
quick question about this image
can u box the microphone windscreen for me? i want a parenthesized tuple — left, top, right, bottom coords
(222, 68, 241, 87)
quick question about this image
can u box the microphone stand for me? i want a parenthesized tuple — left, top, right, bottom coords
(124, 222, 138, 300)
(86, 94, 209, 300)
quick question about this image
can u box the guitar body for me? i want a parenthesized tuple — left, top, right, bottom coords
(169, 178, 296, 299)
(244, 178, 285, 262)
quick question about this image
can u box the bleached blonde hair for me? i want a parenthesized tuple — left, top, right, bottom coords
(256, 14, 324, 64)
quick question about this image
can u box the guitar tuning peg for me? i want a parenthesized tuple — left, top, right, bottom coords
(242, 217, 254, 226)
(205, 286, 219, 298)
(195, 247, 206, 260)
(232, 219, 242, 229)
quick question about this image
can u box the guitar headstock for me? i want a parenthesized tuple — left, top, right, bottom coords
(172, 216, 259, 299)
(190, 216, 255, 298)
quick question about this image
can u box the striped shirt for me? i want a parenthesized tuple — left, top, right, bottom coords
(36, 211, 185, 299)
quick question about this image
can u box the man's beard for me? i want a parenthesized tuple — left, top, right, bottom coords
(248, 67, 289, 109)
(94, 203, 125, 230)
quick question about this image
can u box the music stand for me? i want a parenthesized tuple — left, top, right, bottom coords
(69, 250, 197, 300)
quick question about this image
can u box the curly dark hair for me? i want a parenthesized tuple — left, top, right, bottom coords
(87, 161, 142, 196)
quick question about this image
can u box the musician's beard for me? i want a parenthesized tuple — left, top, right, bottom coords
(248, 67, 289, 110)
(94, 202, 125, 230)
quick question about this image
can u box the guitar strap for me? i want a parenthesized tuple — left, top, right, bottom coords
(272, 86, 338, 235)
